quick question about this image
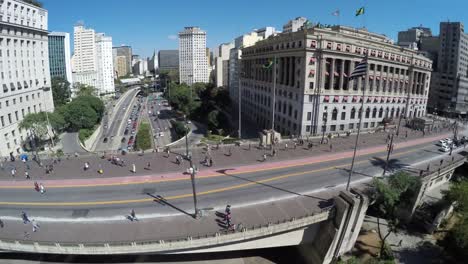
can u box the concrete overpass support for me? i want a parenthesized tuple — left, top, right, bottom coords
(306, 190, 369, 264)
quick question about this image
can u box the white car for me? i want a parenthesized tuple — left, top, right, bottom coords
(439, 146, 450, 152)
(159, 132, 164, 137)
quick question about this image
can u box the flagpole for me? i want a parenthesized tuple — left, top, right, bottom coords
(346, 55, 368, 191)
(271, 55, 277, 131)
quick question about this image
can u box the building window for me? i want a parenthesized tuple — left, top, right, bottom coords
(350, 108, 356, 119)
(330, 125, 336, 131)
(332, 108, 338, 120)
(307, 112, 312, 121)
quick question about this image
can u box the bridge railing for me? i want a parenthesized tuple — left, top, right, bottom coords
(0, 206, 335, 254)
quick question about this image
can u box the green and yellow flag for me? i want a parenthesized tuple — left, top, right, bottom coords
(355, 7, 365, 16)
(263, 58, 276, 69)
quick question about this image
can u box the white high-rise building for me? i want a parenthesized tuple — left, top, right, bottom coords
(95, 33, 114, 94)
(283, 17, 308, 33)
(0, 0, 54, 157)
(72, 24, 114, 95)
(215, 42, 234, 87)
(178, 27, 209, 85)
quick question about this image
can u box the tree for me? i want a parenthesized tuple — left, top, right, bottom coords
(18, 112, 49, 140)
(47, 112, 66, 136)
(372, 172, 420, 258)
(51, 77, 71, 107)
(136, 122, 152, 150)
(74, 83, 97, 97)
(166, 83, 198, 115)
(62, 100, 98, 131)
(72, 96, 105, 120)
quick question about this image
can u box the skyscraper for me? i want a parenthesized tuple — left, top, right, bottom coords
(426, 22, 468, 116)
(112, 45, 132, 77)
(158, 50, 179, 71)
(72, 24, 114, 95)
(178, 27, 209, 85)
(48, 32, 72, 83)
(0, 0, 55, 157)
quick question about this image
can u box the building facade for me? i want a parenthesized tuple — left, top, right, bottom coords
(178, 27, 209, 85)
(241, 26, 432, 136)
(72, 24, 114, 96)
(95, 33, 114, 94)
(158, 50, 179, 71)
(397, 26, 432, 49)
(112, 45, 132, 76)
(48, 32, 72, 83)
(115, 56, 127, 78)
(426, 22, 468, 116)
(0, 0, 54, 157)
(215, 42, 234, 87)
(283, 17, 307, 33)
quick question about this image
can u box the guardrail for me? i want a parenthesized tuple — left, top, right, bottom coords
(0, 206, 334, 255)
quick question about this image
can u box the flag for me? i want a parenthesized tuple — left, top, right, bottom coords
(263, 58, 276, 69)
(331, 9, 340, 16)
(355, 7, 365, 16)
(349, 57, 368, 79)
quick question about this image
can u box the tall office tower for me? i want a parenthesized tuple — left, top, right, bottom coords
(178, 27, 209, 85)
(426, 22, 468, 116)
(215, 42, 234, 87)
(95, 33, 114, 94)
(48, 32, 72, 83)
(0, 0, 54, 157)
(72, 23, 114, 96)
(112, 45, 132, 76)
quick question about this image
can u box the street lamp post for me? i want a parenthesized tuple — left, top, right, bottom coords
(184, 116, 190, 159)
(189, 157, 199, 218)
(321, 115, 327, 144)
(238, 71, 243, 139)
(271, 55, 277, 131)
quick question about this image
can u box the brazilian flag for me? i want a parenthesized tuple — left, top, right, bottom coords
(355, 7, 365, 16)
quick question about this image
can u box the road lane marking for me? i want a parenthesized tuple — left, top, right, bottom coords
(0, 138, 439, 190)
(0, 148, 420, 206)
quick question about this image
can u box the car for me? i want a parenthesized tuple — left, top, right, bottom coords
(121, 137, 126, 143)
(439, 139, 446, 144)
(186, 120, 192, 124)
(159, 132, 164, 137)
(124, 129, 129, 135)
(439, 146, 450, 152)
(103, 137, 108, 143)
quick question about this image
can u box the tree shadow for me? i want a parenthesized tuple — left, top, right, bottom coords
(146, 193, 194, 218)
(215, 169, 328, 201)
(369, 157, 409, 171)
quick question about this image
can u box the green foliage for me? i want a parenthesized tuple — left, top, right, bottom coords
(444, 180, 468, 214)
(74, 83, 97, 97)
(78, 128, 94, 143)
(18, 112, 49, 139)
(135, 122, 152, 150)
(171, 120, 189, 140)
(63, 100, 98, 130)
(159, 69, 179, 83)
(72, 96, 105, 120)
(47, 112, 66, 135)
(166, 83, 198, 115)
(51, 77, 71, 107)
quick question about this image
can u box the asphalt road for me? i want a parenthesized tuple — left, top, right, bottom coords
(147, 93, 173, 147)
(95, 89, 140, 151)
(0, 135, 462, 215)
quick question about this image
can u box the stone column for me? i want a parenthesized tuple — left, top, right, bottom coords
(339, 59, 345, 91)
(330, 58, 336, 90)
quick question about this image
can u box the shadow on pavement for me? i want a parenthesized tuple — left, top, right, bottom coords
(369, 157, 409, 171)
(215, 169, 328, 201)
(146, 193, 194, 218)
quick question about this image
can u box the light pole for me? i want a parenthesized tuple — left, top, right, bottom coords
(383, 133, 394, 175)
(184, 115, 190, 159)
(321, 115, 328, 144)
(189, 153, 199, 218)
(271, 55, 277, 131)
(238, 71, 243, 139)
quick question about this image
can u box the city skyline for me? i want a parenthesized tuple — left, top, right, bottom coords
(44, 0, 468, 57)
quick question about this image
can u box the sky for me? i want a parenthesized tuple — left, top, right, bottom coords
(44, 0, 468, 58)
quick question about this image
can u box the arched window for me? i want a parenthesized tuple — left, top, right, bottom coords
(385, 107, 390, 118)
(365, 107, 371, 118)
(390, 107, 395, 118)
(332, 108, 338, 120)
(396, 108, 400, 117)
(351, 108, 356, 119)
(372, 107, 377, 118)
(379, 107, 384, 118)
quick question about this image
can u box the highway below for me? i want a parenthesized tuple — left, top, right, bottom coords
(94, 88, 140, 152)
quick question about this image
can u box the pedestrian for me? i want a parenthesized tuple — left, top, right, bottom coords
(405, 131, 408, 138)
(272, 149, 277, 157)
(74, 152, 79, 158)
(225, 204, 231, 215)
(262, 154, 267, 162)
(146, 162, 151, 170)
(39, 183, 45, 194)
(0, 219, 4, 228)
(25, 171, 30, 179)
(32, 219, 39, 232)
(294, 142, 297, 149)
(11, 168, 16, 177)
(248, 143, 251, 150)
(176, 156, 180, 165)
(98, 165, 104, 174)
(440, 159, 444, 166)
(132, 163, 136, 173)
(308, 142, 313, 150)
(26, 163, 30, 170)
(285, 143, 288, 150)
(34, 181, 39, 192)
(398, 239, 403, 247)
(330, 144, 333, 152)
(84, 162, 89, 171)
(209, 158, 213, 167)
(21, 211, 30, 224)
(426, 164, 430, 172)
(130, 209, 137, 221)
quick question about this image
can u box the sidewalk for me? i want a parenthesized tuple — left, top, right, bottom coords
(0, 128, 454, 188)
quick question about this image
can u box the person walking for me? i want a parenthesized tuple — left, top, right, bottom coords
(262, 153, 267, 162)
(209, 158, 213, 167)
(32, 219, 39, 232)
(39, 183, 45, 194)
(11, 168, 16, 177)
(130, 209, 137, 221)
(34, 182, 39, 192)
(176, 156, 181, 165)
(25, 171, 30, 179)
(146, 162, 151, 170)
(294, 142, 297, 149)
(285, 143, 288, 150)
(84, 162, 89, 171)
(329, 144, 333, 152)
(21, 211, 30, 224)
(131, 163, 136, 173)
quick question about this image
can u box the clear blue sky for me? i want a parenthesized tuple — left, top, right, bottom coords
(45, 0, 467, 58)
